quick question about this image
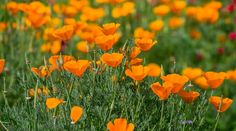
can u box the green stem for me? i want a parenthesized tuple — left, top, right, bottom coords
(168, 101, 175, 131)
(65, 78, 74, 109)
(213, 112, 220, 131)
(33, 80, 39, 108)
(29, 30, 36, 53)
(107, 74, 116, 121)
(0, 120, 8, 131)
(33, 80, 39, 131)
(159, 100, 164, 128)
(213, 95, 223, 131)
(3, 77, 9, 109)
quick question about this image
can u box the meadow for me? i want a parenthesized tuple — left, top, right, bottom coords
(0, 0, 236, 130)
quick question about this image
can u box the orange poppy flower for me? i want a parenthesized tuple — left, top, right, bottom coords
(62, 5, 78, 18)
(209, 96, 233, 112)
(26, 13, 51, 29)
(100, 23, 120, 35)
(186, 7, 199, 17)
(80, 7, 105, 21)
(53, 25, 74, 41)
(182, 67, 203, 80)
(134, 27, 155, 39)
(135, 38, 157, 51)
(64, 60, 90, 77)
(204, 1, 222, 11)
(95, 33, 120, 51)
(195, 7, 219, 23)
(70, 106, 83, 124)
(153, 5, 170, 16)
(49, 55, 75, 69)
(7, 2, 19, 15)
(125, 65, 149, 81)
(168, 17, 184, 29)
(46, 98, 63, 109)
(194, 76, 209, 90)
(130, 47, 141, 59)
(51, 40, 61, 54)
(226, 70, 236, 82)
(107, 118, 134, 131)
(0, 22, 7, 32)
(150, 82, 173, 100)
(76, 41, 89, 53)
(77, 31, 94, 43)
(43, 28, 56, 41)
(21, 2, 51, 28)
(149, 19, 164, 32)
(112, 2, 135, 18)
(130, 58, 143, 66)
(0, 59, 5, 74)
(74, 21, 88, 31)
(147, 63, 161, 77)
(40, 43, 52, 53)
(100, 53, 124, 68)
(204, 72, 226, 89)
(178, 90, 200, 104)
(171, 0, 186, 13)
(161, 74, 189, 94)
(69, 0, 89, 12)
(31, 66, 54, 78)
(64, 18, 76, 25)
(76, 24, 103, 44)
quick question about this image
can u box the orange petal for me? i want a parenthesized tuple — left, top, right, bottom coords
(0, 59, 5, 74)
(46, 98, 63, 109)
(70, 106, 83, 124)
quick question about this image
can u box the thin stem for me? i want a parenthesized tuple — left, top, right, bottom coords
(213, 95, 223, 131)
(213, 112, 220, 131)
(33, 80, 39, 131)
(159, 100, 164, 128)
(0, 120, 8, 131)
(136, 81, 140, 93)
(107, 74, 116, 121)
(65, 78, 74, 109)
(3, 77, 9, 109)
(29, 30, 36, 52)
(197, 90, 214, 129)
(168, 101, 175, 131)
(33, 80, 39, 108)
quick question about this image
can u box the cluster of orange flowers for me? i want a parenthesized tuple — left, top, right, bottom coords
(46, 98, 83, 124)
(0, 0, 225, 57)
(46, 98, 134, 130)
(7, 1, 51, 28)
(182, 68, 234, 112)
(0, 0, 234, 130)
(31, 55, 89, 78)
(186, 1, 222, 23)
(149, 68, 234, 113)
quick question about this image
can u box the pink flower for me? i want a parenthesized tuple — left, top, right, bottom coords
(229, 32, 236, 41)
(226, 4, 235, 12)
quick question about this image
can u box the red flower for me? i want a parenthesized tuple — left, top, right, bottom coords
(229, 32, 236, 41)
